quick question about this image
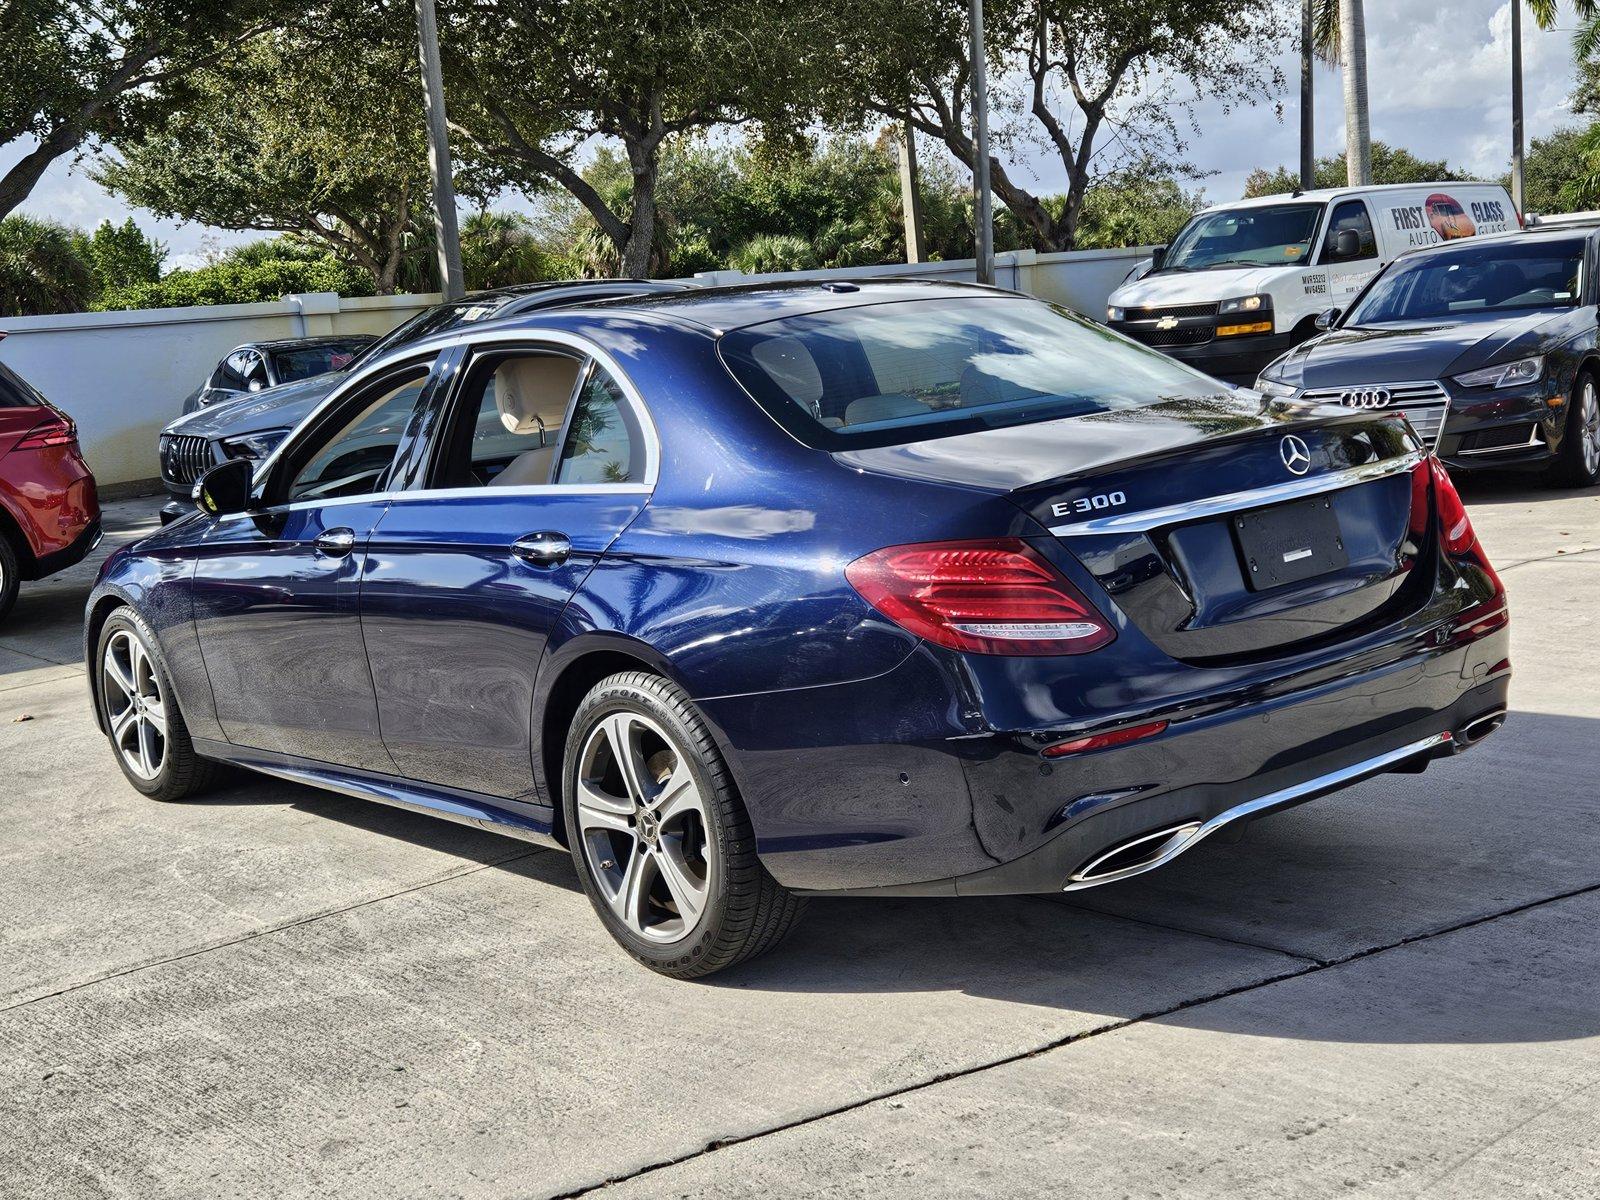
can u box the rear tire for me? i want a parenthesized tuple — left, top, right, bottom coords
(562, 670, 804, 978)
(0, 535, 17, 625)
(1547, 370, 1600, 488)
(95, 607, 220, 801)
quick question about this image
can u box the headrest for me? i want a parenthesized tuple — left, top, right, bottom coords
(495, 356, 581, 438)
(752, 336, 823, 406)
(843, 392, 929, 426)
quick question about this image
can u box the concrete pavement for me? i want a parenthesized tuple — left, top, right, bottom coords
(0, 479, 1596, 1198)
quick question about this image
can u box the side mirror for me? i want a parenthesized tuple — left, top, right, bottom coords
(193, 458, 253, 519)
(248, 378, 265, 393)
(1332, 228, 1361, 259)
(1149, 244, 1168, 271)
(1313, 306, 1342, 332)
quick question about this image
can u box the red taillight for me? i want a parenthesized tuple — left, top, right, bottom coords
(14, 411, 75, 450)
(1043, 720, 1168, 758)
(845, 538, 1116, 656)
(1430, 457, 1476, 555)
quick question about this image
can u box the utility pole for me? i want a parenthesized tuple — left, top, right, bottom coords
(898, 118, 926, 264)
(1299, 0, 1315, 190)
(969, 0, 995, 286)
(415, 0, 464, 300)
(1511, 0, 1525, 214)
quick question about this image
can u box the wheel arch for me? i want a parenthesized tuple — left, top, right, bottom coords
(0, 496, 38, 579)
(84, 589, 136, 733)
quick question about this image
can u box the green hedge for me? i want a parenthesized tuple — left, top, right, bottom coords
(96, 255, 375, 311)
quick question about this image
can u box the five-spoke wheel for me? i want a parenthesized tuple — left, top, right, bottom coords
(102, 627, 168, 781)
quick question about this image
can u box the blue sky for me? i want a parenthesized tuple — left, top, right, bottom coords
(3, 0, 1588, 269)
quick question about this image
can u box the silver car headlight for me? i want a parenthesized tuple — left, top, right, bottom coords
(1255, 376, 1298, 398)
(1451, 356, 1544, 390)
(219, 428, 289, 460)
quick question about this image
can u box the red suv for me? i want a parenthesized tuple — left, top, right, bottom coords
(0, 356, 100, 622)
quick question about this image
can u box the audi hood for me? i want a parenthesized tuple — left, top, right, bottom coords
(1263, 310, 1573, 390)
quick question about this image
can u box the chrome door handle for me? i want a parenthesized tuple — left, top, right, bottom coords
(510, 531, 571, 566)
(315, 528, 356, 557)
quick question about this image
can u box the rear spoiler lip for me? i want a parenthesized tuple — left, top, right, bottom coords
(1048, 447, 1424, 537)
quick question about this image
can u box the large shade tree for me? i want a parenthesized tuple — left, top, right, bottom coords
(0, 0, 281, 221)
(96, 4, 449, 293)
(833, 0, 1284, 252)
(440, 0, 831, 277)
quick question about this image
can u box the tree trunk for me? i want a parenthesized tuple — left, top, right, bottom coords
(1339, 0, 1371, 185)
(619, 137, 659, 278)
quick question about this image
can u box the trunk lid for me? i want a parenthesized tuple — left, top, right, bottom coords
(838, 399, 1429, 664)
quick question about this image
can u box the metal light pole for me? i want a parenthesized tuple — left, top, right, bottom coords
(969, 0, 995, 286)
(1299, 0, 1315, 191)
(416, 0, 464, 300)
(898, 117, 926, 264)
(1511, 0, 1525, 214)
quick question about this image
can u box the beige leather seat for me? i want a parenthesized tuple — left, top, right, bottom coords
(489, 355, 581, 487)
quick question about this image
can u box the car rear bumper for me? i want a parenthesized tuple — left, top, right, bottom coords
(703, 621, 1511, 896)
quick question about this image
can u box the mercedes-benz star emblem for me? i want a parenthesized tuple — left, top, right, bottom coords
(1339, 387, 1392, 409)
(1280, 434, 1312, 476)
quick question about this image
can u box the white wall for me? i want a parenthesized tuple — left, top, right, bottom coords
(0, 246, 1151, 489)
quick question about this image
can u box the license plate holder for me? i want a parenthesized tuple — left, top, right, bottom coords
(1233, 496, 1348, 590)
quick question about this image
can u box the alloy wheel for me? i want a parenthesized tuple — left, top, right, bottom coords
(1582, 377, 1600, 478)
(102, 629, 168, 781)
(574, 710, 712, 943)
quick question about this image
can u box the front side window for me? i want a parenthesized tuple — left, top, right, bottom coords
(286, 366, 430, 502)
(1160, 203, 1324, 271)
(720, 296, 1225, 450)
(1346, 239, 1586, 324)
(1320, 200, 1377, 263)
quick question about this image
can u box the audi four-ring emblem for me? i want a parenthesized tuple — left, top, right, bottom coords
(1339, 387, 1392, 409)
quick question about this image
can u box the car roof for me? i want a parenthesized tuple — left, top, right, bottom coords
(247, 334, 377, 353)
(1391, 224, 1595, 263)
(1205, 181, 1506, 214)
(566, 277, 1009, 335)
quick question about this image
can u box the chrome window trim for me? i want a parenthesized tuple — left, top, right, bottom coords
(232, 328, 660, 521)
(1048, 448, 1424, 536)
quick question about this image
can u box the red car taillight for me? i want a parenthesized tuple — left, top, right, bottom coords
(1430, 457, 1477, 556)
(14, 410, 76, 450)
(845, 538, 1116, 656)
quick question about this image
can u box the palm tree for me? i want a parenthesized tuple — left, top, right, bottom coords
(1309, 0, 1371, 187)
(0, 216, 96, 317)
(1518, 3, 1599, 213)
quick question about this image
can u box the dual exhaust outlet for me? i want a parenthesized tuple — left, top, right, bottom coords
(1064, 717, 1505, 891)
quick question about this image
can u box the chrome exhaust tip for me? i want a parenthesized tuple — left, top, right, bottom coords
(1455, 709, 1507, 749)
(1066, 821, 1204, 889)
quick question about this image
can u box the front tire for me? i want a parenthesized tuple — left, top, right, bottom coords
(562, 671, 804, 978)
(96, 608, 219, 801)
(1547, 370, 1600, 488)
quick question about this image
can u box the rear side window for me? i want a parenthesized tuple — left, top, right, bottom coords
(0, 361, 45, 407)
(720, 296, 1223, 450)
(556, 368, 644, 484)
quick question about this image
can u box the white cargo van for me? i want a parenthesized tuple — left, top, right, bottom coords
(1105, 182, 1518, 382)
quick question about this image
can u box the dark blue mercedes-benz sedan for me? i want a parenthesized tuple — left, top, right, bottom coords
(86, 280, 1510, 977)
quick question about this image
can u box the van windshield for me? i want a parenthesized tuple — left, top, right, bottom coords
(1346, 239, 1585, 324)
(719, 296, 1227, 450)
(1160, 203, 1324, 271)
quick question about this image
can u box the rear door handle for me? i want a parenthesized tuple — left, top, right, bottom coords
(315, 528, 356, 557)
(511, 531, 571, 566)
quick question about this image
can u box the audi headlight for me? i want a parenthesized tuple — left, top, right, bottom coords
(1255, 376, 1298, 398)
(1451, 356, 1544, 390)
(1219, 294, 1270, 315)
(219, 428, 289, 460)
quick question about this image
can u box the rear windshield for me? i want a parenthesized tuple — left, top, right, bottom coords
(719, 296, 1226, 449)
(1160, 203, 1324, 271)
(271, 340, 372, 383)
(1347, 239, 1586, 323)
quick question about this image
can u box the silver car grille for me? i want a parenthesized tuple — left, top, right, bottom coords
(160, 434, 214, 486)
(1299, 381, 1450, 449)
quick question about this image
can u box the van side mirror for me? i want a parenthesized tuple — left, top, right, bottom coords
(194, 458, 253, 519)
(1332, 228, 1361, 259)
(1313, 307, 1342, 332)
(1149, 244, 1168, 271)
